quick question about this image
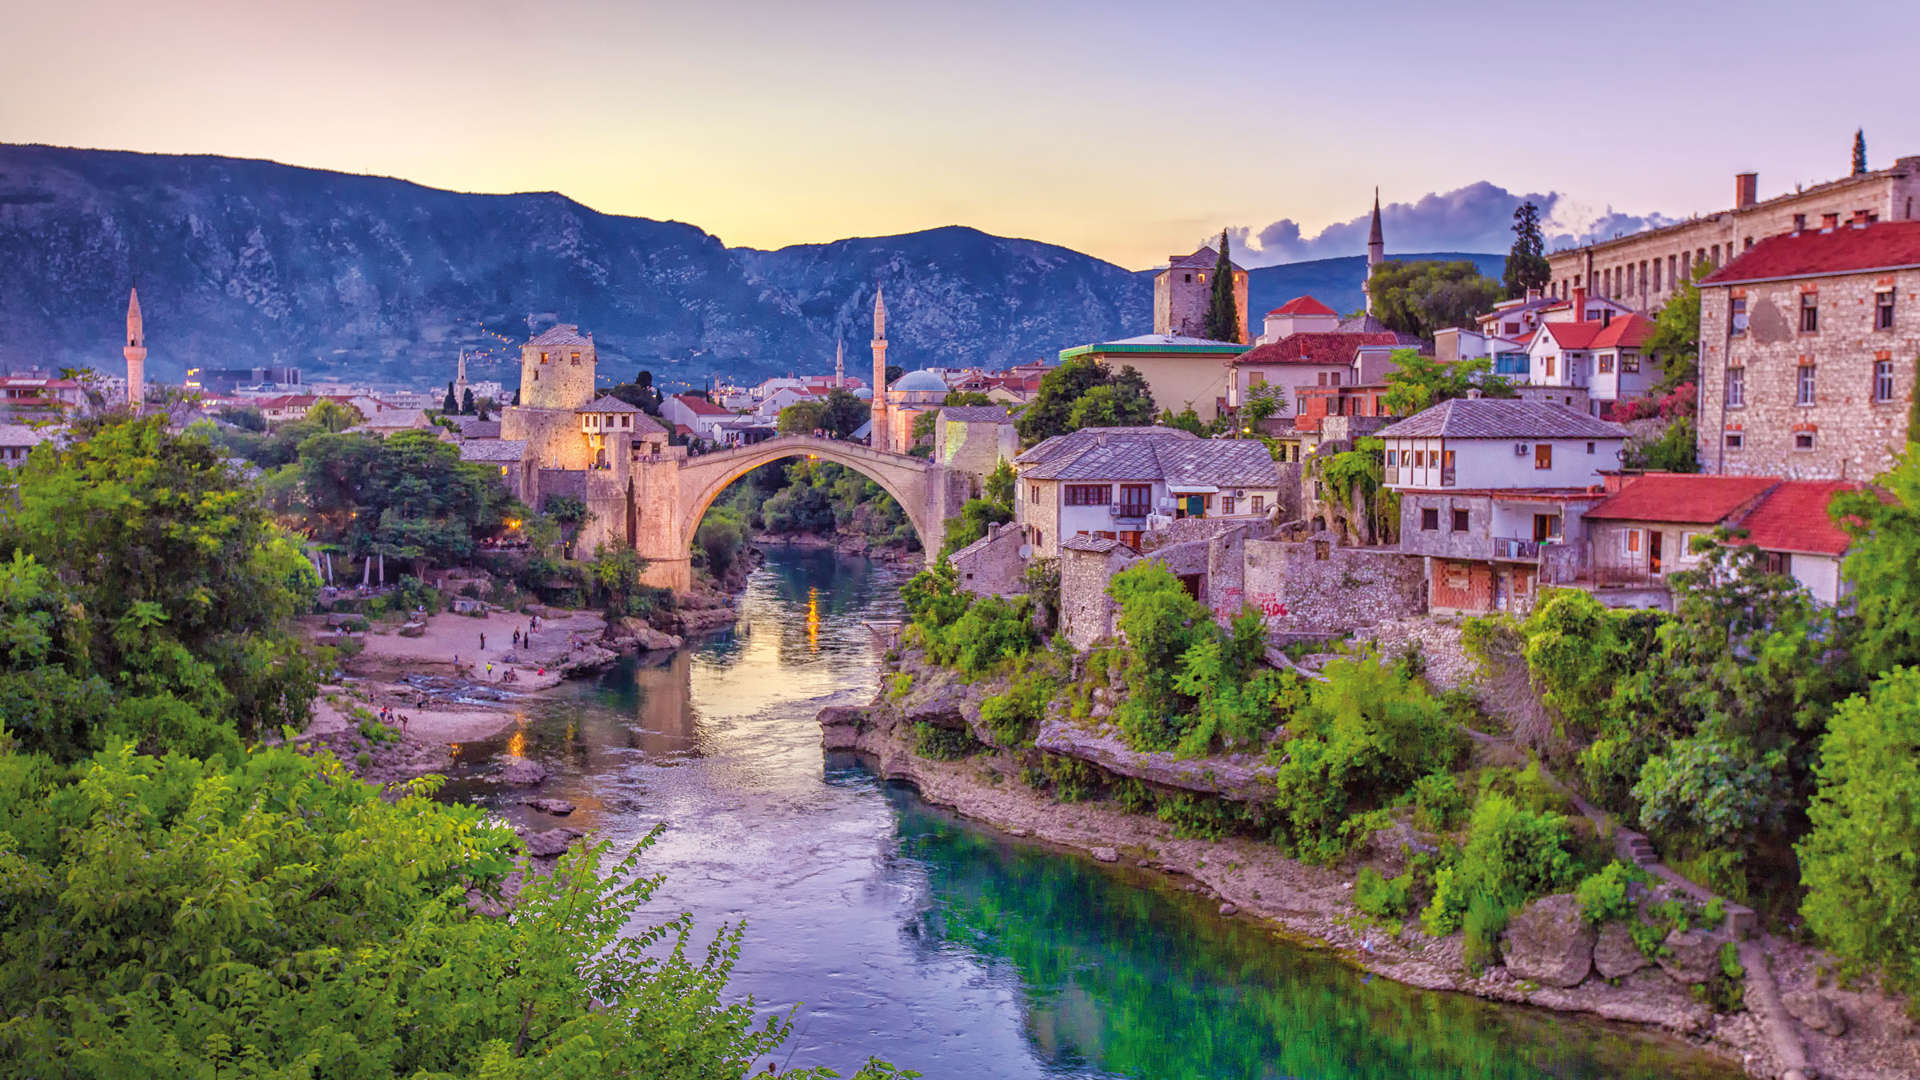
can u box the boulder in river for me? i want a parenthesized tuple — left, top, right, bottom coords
(520, 827, 584, 859)
(1593, 922, 1651, 979)
(1500, 894, 1595, 988)
(817, 705, 867, 750)
(501, 759, 548, 785)
(1091, 847, 1119, 863)
(615, 617, 684, 652)
(525, 797, 575, 816)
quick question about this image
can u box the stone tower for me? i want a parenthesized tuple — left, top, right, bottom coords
(518, 324, 597, 411)
(869, 289, 889, 447)
(1153, 247, 1249, 342)
(835, 337, 844, 386)
(1365, 188, 1385, 315)
(453, 349, 469, 405)
(124, 287, 146, 410)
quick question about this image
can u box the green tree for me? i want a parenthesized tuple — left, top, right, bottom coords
(1645, 259, 1709, 390)
(982, 459, 1015, 507)
(1503, 202, 1551, 299)
(1366, 260, 1504, 341)
(1853, 128, 1868, 175)
(1833, 451, 1920, 673)
(1239, 383, 1287, 427)
(608, 370, 664, 415)
(1623, 417, 1699, 472)
(1381, 348, 1514, 416)
(461, 386, 477, 414)
(1203, 229, 1241, 343)
(1017, 357, 1156, 445)
(1065, 382, 1155, 431)
(307, 397, 363, 433)
(1799, 666, 1920, 991)
(0, 418, 319, 757)
(442, 381, 459, 414)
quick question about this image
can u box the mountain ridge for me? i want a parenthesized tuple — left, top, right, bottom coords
(0, 144, 1502, 388)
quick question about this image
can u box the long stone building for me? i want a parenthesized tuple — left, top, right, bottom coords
(1547, 152, 1920, 313)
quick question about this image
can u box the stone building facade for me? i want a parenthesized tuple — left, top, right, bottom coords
(1154, 246, 1249, 344)
(1696, 223, 1920, 480)
(932, 405, 1018, 489)
(502, 324, 600, 470)
(1547, 156, 1920, 312)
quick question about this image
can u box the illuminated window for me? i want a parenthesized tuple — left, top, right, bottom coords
(1534, 444, 1553, 470)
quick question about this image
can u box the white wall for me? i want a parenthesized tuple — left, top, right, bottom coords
(1386, 435, 1623, 490)
(1790, 553, 1845, 605)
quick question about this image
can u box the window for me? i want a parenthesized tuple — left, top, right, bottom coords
(1599, 354, 1615, 374)
(1421, 508, 1440, 531)
(1504, 321, 1520, 335)
(1586, 441, 1595, 454)
(1064, 484, 1112, 506)
(1221, 496, 1236, 515)
(1793, 213, 1807, 231)
(1725, 430, 1744, 450)
(1451, 508, 1470, 532)
(1727, 365, 1745, 407)
(1764, 551, 1792, 575)
(1413, 450, 1425, 467)
(1797, 363, 1817, 406)
(1622, 353, 1640, 373)
(1800, 293, 1819, 333)
(1795, 430, 1817, 451)
(1876, 359, 1897, 403)
(1249, 371, 1265, 387)
(1385, 449, 1398, 466)
(1118, 484, 1152, 514)
(620, 415, 630, 428)
(539, 351, 549, 363)
(1028, 483, 1042, 503)
(532, 370, 539, 382)
(1330, 372, 1342, 387)
(1534, 443, 1553, 470)
(1183, 273, 1191, 283)
(1251, 495, 1265, 514)
(1877, 290, 1896, 330)
(1444, 450, 1456, 470)
(1823, 212, 1840, 229)
(1625, 528, 1643, 555)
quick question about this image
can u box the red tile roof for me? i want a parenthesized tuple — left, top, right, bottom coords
(1584, 473, 1778, 524)
(1268, 295, 1337, 317)
(1702, 221, 1920, 285)
(1736, 481, 1858, 556)
(1235, 331, 1400, 367)
(1589, 313, 1655, 350)
(673, 393, 732, 416)
(1542, 321, 1605, 349)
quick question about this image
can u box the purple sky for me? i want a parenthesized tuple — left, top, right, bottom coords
(4, 0, 1915, 268)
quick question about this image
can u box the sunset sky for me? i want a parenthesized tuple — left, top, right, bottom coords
(6, 0, 1919, 268)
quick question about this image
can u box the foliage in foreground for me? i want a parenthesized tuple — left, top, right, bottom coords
(0, 742, 901, 1078)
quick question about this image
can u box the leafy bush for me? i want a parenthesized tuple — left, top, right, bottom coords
(979, 674, 1055, 748)
(1422, 793, 1578, 937)
(912, 722, 979, 761)
(1355, 866, 1416, 919)
(887, 672, 914, 701)
(1633, 731, 1778, 853)
(1411, 772, 1467, 831)
(1108, 563, 1211, 751)
(1028, 753, 1103, 802)
(1155, 792, 1265, 841)
(1270, 656, 1463, 863)
(1461, 894, 1511, 974)
(1574, 861, 1643, 925)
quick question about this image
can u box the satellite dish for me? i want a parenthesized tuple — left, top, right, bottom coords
(1018, 544, 1033, 559)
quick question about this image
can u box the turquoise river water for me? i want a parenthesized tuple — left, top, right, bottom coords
(443, 547, 1743, 1080)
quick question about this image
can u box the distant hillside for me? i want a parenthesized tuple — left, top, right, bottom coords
(1244, 252, 1508, 318)
(0, 144, 1500, 386)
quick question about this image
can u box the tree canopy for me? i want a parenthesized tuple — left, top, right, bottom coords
(1366, 260, 1503, 341)
(1503, 203, 1551, 299)
(1016, 357, 1155, 445)
(1380, 348, 1514, 416)
(777, 388, 868, 439)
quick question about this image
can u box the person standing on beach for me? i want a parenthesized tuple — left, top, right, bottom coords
(479, 632, 486, 651)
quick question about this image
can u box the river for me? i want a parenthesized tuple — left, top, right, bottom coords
(444, 547, 1743, 1080)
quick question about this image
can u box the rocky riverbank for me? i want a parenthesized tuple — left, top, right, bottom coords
(826, 647, 1918, 1080)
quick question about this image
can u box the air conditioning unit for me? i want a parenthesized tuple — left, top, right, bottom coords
(1232, 489, 1246, 498)
(1514, 442, 1530, 455)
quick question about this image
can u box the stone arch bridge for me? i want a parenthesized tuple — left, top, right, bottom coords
(629, 435, 970, 592)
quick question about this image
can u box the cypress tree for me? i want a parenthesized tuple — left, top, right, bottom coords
(461, 387, 476, 414)
(442, 381, 458, 414)
(1853, 129, 1869, 176)
(1203, 229, 1241, 342)
(1503, 202, 1552, 299)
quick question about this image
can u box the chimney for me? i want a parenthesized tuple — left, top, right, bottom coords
(1569, 285, 1588, 323)
(1735, 172, 1758, 210)
(1466, 388, 1484, 400)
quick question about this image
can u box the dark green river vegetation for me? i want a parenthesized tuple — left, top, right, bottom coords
(443, 547, 1744, 1079)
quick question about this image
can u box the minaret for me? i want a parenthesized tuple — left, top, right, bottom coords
(869, 288, 889, 449)
(1365, 188, 1385, 315)
(453, 349, 469, 403)
(835, 337, 844, 387)
(124, 288, 147, 410)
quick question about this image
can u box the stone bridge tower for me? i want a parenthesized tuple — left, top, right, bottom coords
(500, 323, 598, 469)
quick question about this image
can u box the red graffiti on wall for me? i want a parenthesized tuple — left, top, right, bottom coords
(1250, 592, 1289, 619)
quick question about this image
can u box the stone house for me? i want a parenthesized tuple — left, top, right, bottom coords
(1523, 292, 1662, 416)
(1581, 474, 1861, 605)
(1154, 245, 1249, 344)
(1696, 221, 1920, 479)
(1547, 157, 1920, 312)
(948, 520, 1028, 598)
(1380, 397, 1627, 614)
(932, 405, 1018, 489)
(663, 393, 736, 443)
(1014, 427, 1282, 557)
(0, 423, 46, 467)
(1055, 335, 1248, 423)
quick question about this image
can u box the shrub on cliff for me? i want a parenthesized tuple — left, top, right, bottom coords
(1269, 656, 1462, 863)
(1421, 793, 1578, 942)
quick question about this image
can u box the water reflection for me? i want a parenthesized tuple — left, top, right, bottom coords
(438, 548, 1741, 1080)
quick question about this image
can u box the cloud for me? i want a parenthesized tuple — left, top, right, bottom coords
(1227, 183, 1679, 267)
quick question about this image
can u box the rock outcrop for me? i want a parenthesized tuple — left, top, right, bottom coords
(1593, 922, 1652, 980)
(1782, 990, 1848, 1036)
(1033, 717, 1276, 802)
(501, 759, 548, 786)
(818, 705, 867, 751)
(610, 618, 684, 653)
(1500, 894, 1595, 989)
(1655, 929, 1724, 985)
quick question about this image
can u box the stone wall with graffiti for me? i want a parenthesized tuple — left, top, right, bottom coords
(1239, 535, 1426, 638)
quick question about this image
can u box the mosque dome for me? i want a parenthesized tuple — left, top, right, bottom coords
(891, 369, 947, 395)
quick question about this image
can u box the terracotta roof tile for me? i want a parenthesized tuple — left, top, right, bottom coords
(1583, 474, 1778, 524)
(1735, 480, 1858, 556)
(1236, 331, 1401, 368)
(672, 394, 732, 416)
(1269, 295, 1337, 317)
(1702, 221, 1920, 285)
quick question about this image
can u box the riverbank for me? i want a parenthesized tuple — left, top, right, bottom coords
(828, 652, 1918, 1080)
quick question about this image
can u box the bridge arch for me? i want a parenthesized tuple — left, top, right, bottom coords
(633, 435, 967, 592)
